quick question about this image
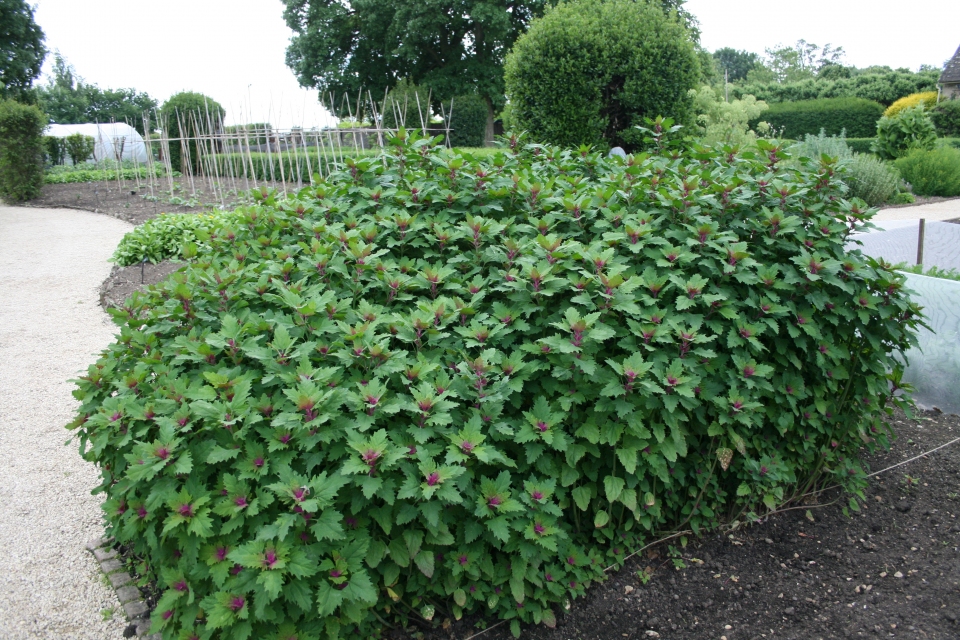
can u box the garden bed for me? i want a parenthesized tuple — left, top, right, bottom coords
(408, 409, 959, 640)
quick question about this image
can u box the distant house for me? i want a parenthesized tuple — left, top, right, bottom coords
(942, 44, 960, 99)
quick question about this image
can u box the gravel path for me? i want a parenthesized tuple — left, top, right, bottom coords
(0, 206, 132, 639)
(875, 198, 960, 221)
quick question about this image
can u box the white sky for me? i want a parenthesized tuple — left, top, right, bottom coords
(32, 0, 960, 129)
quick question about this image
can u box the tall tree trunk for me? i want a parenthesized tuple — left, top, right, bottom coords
(484, 95, 495, 147)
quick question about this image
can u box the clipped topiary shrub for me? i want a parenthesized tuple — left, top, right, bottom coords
(750, 97, 884, 139)
(0, 98, 47, 201)
(873, 105, 937, 160)
(448, 94, 488, 148)
(44, 135, 66, 165)
(65, 132, 95, 164)
(894, 146, 960, 197)
(161, 91, 225, 174)
(883, 91, 939, 118)
(69, 131, 919, 639)
(930, 100, 960, 137)
(504, 0, 700, 150)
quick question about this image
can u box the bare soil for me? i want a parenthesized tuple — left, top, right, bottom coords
(406, 410, 960, 640)
(29, 181, 960, 640)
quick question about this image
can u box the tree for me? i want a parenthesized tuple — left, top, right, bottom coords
(282, 0, 549, 145)
(756, 40, 846, 84)
(504, 0, 700, 150)
(712, 48, 761, 82)
(0, 0, 46, 100)
(36, 53, 158, 134)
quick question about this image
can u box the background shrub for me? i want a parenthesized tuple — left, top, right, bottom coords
(883, 91, 938, 118)
(0, 98, 46, 201)
(381, 79, 430, 130)
(844, 154, 901, 206)
(70, 133, 919, 639)
(732, 68, 939, 106)
(894, 146, 960, 197)
(448, 93, 488, 148)
(789, 131, 900, 206)
(930, 100, 960, 137)
(873, 106, 937, 160)
(65, 132, 95, 164)
(44, 135, 65, 165)
(845, 137, 875, 154)
(688, 85, 769, 147)
(504, 0, 700, 150)
(161, 91, 225, 174)
(750, 97, 884, 138)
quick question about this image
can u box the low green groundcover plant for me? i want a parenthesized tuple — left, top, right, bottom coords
(45, 166, 171, 185)
(111, 212, 243, 266)
(70, 130, 919, 639)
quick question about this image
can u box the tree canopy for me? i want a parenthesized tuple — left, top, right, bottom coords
(0, 0, 46, 100)
(35, 54, 157, 134)
(282, 0, 549, 143)
(712, 48, 761, 82)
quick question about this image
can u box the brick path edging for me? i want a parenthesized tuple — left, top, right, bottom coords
(85, 536, 161, 639)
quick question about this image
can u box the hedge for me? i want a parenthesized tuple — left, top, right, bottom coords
(931, 100, 960, 137)
(732, 69, 940, 106)
(846, 138, 876, 154)
(0, 99, 47, 201)
(448, 94, 488, 148)
(750, 98, 884, 139)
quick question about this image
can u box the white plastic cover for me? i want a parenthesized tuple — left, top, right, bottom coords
(44, 122, 149, 164)
(898, 272, 960, 415)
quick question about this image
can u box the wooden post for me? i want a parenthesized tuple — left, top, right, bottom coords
(917, 218, 926, 266)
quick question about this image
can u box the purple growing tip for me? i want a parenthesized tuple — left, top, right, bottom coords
(534, 523, 545, 535)
(136, 506, 148, 519)
(228, 596, 245, 612)
(426, 472, 440, 487)
(178, 504, 194, 518)
(234, 496, 248, 508)
(458, 555, 469, 566)
(110, 412, 122, 422)
(161, 609, 174, 620)
(173, 580, 188, 592)
(536, 421, 548, 432)
(460, 441, 474, 453)
(215, 547, 229, 562)
(567, 556, 576, 565)
(545, 573, 553, 582)
(263, 550, 278, 568)
(532, 491, 544, 501)
(253, 457, 264, 468)
(330, 569, 342, 578)
(487, 496, 501, 508)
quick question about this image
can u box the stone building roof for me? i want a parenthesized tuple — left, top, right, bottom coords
(942, 45, 960, 84)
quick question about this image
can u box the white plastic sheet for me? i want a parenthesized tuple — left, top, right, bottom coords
(898, 272, 960, 414)
(45, 123, 149, 164)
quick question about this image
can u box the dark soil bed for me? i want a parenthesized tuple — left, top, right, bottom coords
(22, 177, 295, 225)
(401, 410, 960, 640)
(99, 261, 183, 309)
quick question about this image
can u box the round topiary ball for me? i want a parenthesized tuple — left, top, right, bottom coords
(503, 0, 700, 150)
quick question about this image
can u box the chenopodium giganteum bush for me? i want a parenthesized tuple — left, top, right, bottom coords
(70, 127, 920, 639)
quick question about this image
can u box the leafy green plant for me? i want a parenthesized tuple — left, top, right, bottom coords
(0, 98, 46, 201)
(873, 106, 937, 160)
(788, 132, 899, 206)
(843, 154, 901, 206)
(888, 192, 915, 204)
(688, 85, 769, 147)
(70, 130, 919, 640)
(893, 146, 960, 197)
(45, 166, 171, 185)
(930, 100, 960, 138)
(64, 133, 95, 164)
(504, 0, 700, 150)
(892, 263, 960, 282)
(750, 98, 884, 139)
(44, 135, 66, 164)
(111, 211, 239, 265)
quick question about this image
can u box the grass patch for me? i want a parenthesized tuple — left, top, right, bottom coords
(893, 262, 960, 282)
